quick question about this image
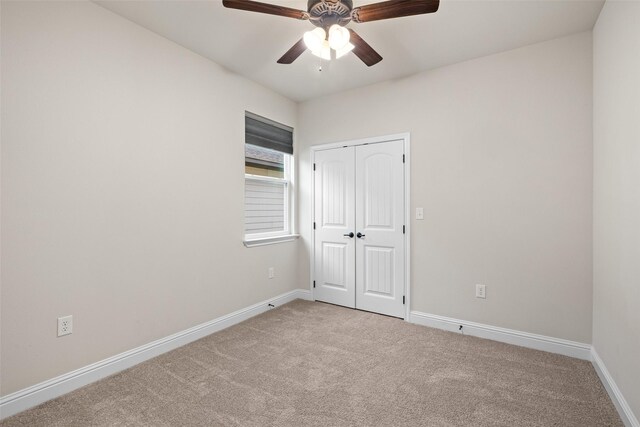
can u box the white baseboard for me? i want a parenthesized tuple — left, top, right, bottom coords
(0, 289, 312, 420)
(408, 311, 592, 360)
(591, 348, 639, 427)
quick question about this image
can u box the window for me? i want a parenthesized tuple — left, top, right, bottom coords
(244, 112, 294, 244)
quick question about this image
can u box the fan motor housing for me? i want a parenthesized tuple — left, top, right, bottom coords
(308, 0, 353, 28)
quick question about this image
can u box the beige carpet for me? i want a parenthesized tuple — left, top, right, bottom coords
(1, 300, 622, 426)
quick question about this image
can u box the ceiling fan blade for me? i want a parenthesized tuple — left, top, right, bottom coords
(349, 30, 383, 67)
(352, 0, 439, 23)
(222, 0, 309, 20)
(277, 38, 307, 64)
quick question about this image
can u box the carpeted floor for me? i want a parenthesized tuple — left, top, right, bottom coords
(1, 300, 622, 426)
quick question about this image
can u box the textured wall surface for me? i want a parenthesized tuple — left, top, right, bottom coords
(593, 0, 640, 419)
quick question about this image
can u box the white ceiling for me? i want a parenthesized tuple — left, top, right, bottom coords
(95, 0, 604, 102)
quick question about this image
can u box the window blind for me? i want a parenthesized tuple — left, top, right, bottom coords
(245, 112, 293, 155)
(244, 178, 287, 234)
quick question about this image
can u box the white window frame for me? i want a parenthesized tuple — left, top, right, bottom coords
(244, 150, 298, 247)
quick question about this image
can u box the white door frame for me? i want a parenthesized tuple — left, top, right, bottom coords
(310, 133, 411, 321)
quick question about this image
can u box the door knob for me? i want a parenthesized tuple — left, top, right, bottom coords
(357, 232, 365, 238)
(343, 232, 354, 238)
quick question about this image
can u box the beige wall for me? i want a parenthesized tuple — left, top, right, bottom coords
(593, 0, 640, 418)
(297, 32, 594, 343)
(0, 1, 299, 395)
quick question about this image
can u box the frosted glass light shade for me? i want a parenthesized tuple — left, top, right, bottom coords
(328, 25, 350, 50)
(303, 28, 326, 52)
(312, 40, 331, 60)
(335, 42, 355, 59)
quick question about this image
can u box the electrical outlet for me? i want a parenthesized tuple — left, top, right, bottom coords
(476, 284, 486, 299)
(57, 315, 73, 337)
(268, 267, 275, 279)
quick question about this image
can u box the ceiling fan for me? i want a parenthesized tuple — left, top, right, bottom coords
(222, 0, 440, 66)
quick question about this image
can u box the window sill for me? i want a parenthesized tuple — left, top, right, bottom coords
(243, 234, 299, 248)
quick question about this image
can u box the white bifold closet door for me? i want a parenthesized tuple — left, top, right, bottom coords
(314, 140, 405, 318)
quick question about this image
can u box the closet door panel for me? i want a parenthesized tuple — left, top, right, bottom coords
(355, 140, 405, 318)
(313, 147, 356, 308)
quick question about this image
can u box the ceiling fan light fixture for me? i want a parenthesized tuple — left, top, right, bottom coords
(335, 42, 355, 59)
(303, 27, 326, 52)
(224, 0, 441, 66)
(328, 24, 350, 50)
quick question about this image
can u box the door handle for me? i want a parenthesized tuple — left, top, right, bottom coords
(356, 232, 365, 238)
(343, 232, 354, 238)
